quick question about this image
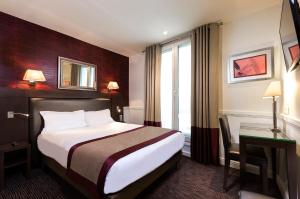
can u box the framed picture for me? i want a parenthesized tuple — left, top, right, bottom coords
(228, 47, 273, 84)
(58, 57, 97, 91)
(282, 39, 300, 71)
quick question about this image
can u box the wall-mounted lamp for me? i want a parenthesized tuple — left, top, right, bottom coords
(116, 106, 123, 122)
(23, 69, 46, 86)
(7, 111, 29, 119)
(263, 81, 282, 132)
(107, 81, 121, 122)
(107, 81, 119, 92)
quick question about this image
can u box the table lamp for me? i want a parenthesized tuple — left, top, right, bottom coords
(263, 81, 282, 132)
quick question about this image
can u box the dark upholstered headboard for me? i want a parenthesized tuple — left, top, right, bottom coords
(29, 98, 110, 166)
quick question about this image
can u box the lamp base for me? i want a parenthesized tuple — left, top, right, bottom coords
(28, 81, 36, 86)
(271, 128, 281, 133)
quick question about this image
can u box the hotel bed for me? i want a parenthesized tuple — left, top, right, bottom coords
(29, 98, 184, 199)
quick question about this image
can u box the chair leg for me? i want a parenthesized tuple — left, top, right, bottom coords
(260, 164, 268, 194)
(223, 158, 230, 192)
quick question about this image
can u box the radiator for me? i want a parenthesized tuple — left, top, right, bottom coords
(123, 106, 144, 125)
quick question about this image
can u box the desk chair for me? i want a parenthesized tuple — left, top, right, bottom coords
(219, 116, 268, 193)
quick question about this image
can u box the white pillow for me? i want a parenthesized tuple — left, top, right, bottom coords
(40, 110, 87, 133)
(85, 109, 114, 126)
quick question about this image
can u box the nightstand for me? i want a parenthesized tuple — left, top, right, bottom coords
(0, 141, 31, 190)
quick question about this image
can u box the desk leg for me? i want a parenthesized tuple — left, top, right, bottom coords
(286, 144, 297, 199)
(240, 138, 247, 189)
(271, 147, 277, 180)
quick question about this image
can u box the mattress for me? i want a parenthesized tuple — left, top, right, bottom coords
(37, 122, 185, 194)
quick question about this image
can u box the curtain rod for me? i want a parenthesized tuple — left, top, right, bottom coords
(141, 21, 223, 53)
(141, 33, 188, 53)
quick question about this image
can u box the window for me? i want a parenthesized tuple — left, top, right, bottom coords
(80, 66, 95, 88)
(80, 66, 88, 87)
(161, 39, 191, 140)
(161, 49, 173, 129)
(178, 43, 191, 138)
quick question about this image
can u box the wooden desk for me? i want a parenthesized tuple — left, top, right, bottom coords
(239, 125, 297, 199)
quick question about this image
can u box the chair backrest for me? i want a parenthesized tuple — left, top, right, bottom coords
(219, 115, 232, 152)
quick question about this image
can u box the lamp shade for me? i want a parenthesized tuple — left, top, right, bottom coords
(107, 81, 119, 90)
(23, 69, 46, 82)
(264, 81, 282, 97)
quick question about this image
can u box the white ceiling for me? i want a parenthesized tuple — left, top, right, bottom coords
(0, 0, 280, 57)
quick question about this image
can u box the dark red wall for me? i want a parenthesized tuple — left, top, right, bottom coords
(0, 11, 129, 105)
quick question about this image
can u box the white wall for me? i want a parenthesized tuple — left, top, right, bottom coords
(282, 62, 300, 122)
(220, 4, 283, 165)
(281, 40, 300, 199)
(221, 3, 282, 145)
(221, 4, 282, 115)
(124, 53, 145, 124)
(129, 53, 145, 107)
(221, 4, 300, 199)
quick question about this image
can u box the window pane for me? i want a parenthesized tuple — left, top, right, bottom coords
(89, 67, 95, 88)
(178, 43, 191, 139)
(161, 49, 173, 129)
(80, 66, 88, 87)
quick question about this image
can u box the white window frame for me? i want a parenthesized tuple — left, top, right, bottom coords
(161, 38, 191, 130)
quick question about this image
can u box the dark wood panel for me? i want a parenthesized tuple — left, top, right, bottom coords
(0, 11, 129, 145)
(0, 11, 129, 106)
(0, 97, 29, 145)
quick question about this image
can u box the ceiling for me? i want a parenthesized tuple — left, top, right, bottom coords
(0, 0, 280, 57)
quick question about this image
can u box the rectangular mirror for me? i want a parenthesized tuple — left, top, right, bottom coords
(58, 57, 97, 91)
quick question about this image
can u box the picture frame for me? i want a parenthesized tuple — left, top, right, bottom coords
(228, 47, 273, 84)
(58, 57, 97, 91)
(282, 39, 300, 72)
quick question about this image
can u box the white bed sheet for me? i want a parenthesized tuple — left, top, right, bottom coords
(37, 122, 185, 194)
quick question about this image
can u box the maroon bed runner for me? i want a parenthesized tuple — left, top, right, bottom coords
(66, 126, 177, 198)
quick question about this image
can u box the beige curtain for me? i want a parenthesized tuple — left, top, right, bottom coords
(191, 24, 220, 164)
(144, 44, 161, 126)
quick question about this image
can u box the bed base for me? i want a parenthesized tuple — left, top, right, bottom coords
(42, 151, 181, 199)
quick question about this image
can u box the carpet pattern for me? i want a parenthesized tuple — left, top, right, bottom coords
(0, 157, 239, 199)
(140, 157, 239, 199)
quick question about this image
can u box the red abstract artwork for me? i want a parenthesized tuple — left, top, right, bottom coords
(233, 54, 267, 78)
(288, 44, 300, 61)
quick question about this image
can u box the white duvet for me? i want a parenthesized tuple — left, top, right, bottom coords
(37, 122, 184, 194)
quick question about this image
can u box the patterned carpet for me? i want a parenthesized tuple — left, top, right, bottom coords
(0, 156, 240, 199)
(140, 157, 239, 199)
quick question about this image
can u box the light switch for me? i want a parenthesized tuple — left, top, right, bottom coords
(7, 111, 14, 119)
